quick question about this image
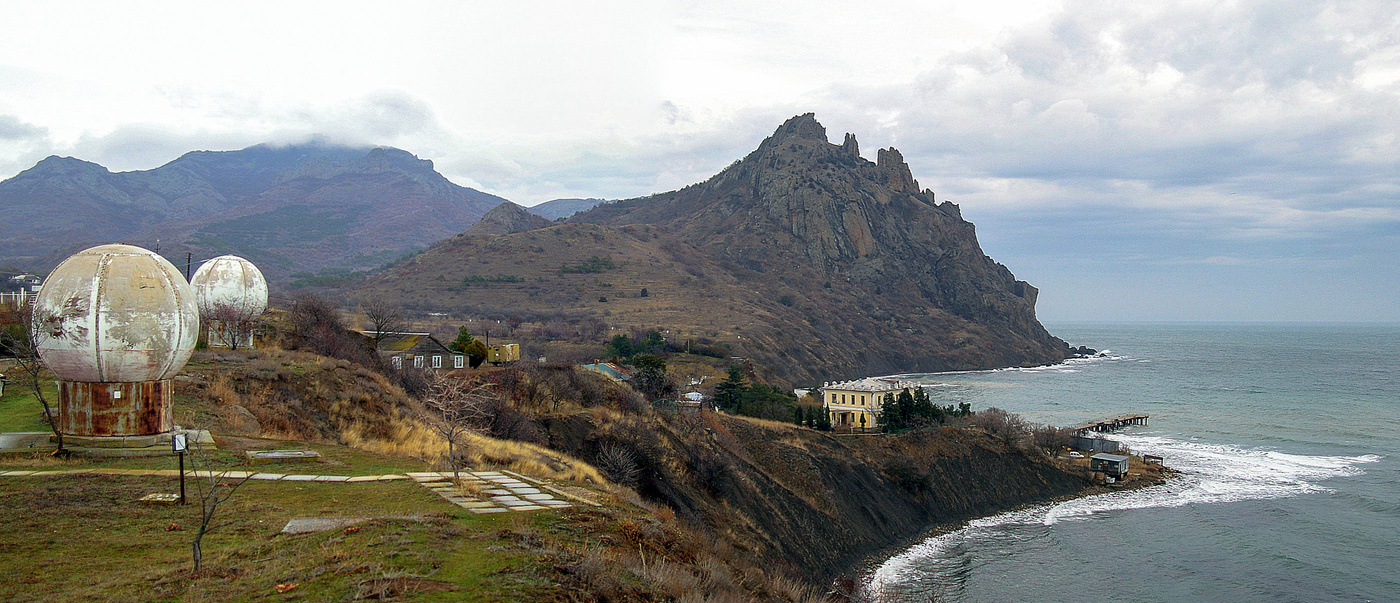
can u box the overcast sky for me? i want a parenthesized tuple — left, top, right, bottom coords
(2, 0, 1398, 323)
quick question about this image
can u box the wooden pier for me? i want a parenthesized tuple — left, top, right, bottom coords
(1072, 414, 1149, 435)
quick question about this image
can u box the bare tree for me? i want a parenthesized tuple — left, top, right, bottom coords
(185, 431, 248, 574)
(203, 302, 261, 350)
(0, 302, 65, 454)
(971, 407, 1032, 448)
(422, 377, 493, 480)
(361, 298, 404, 347)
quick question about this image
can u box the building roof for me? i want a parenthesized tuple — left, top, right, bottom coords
(821, 376, 923, 393)
(1091, 453, 1130, 462)
(367, 332, 455, 355)
(581, 362, 632, 381)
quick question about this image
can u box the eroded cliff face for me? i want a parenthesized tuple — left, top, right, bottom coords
(573, 113, 1069, 377)
(539, 409, 1087, 582)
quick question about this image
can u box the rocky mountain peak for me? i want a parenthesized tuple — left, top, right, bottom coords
(23, 155, 110, 178)
(841, 132, 860, 157)
(465, 201, 553, 235)
(768, 112, 828, 143)
(876, 147, 919, 194)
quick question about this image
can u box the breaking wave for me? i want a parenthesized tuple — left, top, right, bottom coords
(863, 435, 1380, 599)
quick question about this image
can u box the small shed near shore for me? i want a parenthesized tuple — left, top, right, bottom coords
(1090, 453, 1131, 478)
(1073, 436, 1121, 453)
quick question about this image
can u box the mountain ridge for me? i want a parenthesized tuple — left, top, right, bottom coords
(0, 143, 506, 277)
(361, 114, 1070, 381)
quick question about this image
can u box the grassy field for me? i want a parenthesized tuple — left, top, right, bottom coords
(0, 473, 561, 602)
(0, 378, 55, 433)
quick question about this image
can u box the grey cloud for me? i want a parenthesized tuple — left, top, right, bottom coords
(0, 115, 47, 141)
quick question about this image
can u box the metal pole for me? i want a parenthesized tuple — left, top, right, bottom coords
(179, 451, 186, 505)
(185, 253, 192, 282)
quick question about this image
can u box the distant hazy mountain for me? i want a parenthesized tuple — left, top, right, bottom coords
(361, 114, 1070, 382)
(0, 144, 506, 279)
(526, 198, 606, 220)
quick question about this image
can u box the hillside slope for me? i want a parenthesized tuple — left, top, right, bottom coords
(361, 115, 1070, 382)
(0, 144, 505, 278)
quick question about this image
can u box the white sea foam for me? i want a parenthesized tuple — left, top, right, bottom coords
(864, 435, 1381, 597)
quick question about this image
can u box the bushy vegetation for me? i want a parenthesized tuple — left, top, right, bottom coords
(878, 388, 972, 432)
(559, 255, 617, 274)
(712, 366, 805, 424)
(460, 274, 525, 286)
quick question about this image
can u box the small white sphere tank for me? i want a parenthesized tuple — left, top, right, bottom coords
(190, 255, 268, 317)
(33, 244, 199, 383)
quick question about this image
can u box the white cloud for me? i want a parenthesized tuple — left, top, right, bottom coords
(2, 0, 1399, 320)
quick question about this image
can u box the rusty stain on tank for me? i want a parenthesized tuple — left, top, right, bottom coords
(57, 381, 172, 436)
(34, 244, 197, 438)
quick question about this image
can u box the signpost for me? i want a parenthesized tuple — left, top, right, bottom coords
(172, 432, 188, 505)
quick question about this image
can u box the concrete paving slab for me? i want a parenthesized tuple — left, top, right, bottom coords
(249, 473, 285, 480)
(280, 474, 319, 481)
(469, 508, 509, 514)
(511, 505, 545, 511)
(313, 475, 351, 482)
(522, 493, 555, 501)
(498, 499, 536, 507)
(491, 495, 524, 503)
(483, 489, 513, 496)
(247, 449, 322, 464)
(457, 501, 496, 509)
(377, 475, 411, 480)
(345, 475, 381, 482)
(282, 517, 365, 534)
(539, 500, 572, 507)
(507, 487, 542, 495)
(0, 471, 37, 476)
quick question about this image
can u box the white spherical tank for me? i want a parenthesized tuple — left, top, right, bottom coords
(34, 244, 199, 382)
(190, 255, 268, 317)
(190, 255, 267, 348)
(32, 244, 198, 438)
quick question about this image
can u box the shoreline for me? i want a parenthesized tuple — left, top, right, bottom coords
(837, 457, 1177, 599)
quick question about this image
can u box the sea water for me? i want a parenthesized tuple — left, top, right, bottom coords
(864, 323, 1399, 602)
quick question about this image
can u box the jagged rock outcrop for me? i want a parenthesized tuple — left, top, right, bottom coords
(572, 113, 1069, 377)
(466, 201, 554, 235)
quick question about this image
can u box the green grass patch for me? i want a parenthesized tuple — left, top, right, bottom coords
(0, 381, 56, 433)
(0, 474, 559, 602)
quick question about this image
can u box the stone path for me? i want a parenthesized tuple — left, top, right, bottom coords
(0, 467, 592, 514)
(407, 470, 583, 514)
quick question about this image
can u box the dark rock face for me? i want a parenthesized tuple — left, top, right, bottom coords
(573, 113, 1070, 376)
(0, 144, 505, 279)
(466, 201, 554, 236)
(541, 408, 1088, 583)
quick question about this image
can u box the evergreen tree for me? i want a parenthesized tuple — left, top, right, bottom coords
(714, 366, 746, 412)
(606, 334, 634, 358)
(912, 387, 938, 425)
(879, 392, 901, 432)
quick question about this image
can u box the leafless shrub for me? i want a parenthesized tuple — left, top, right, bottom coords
(1031, 424, 1075, 456)
(421, 377, 494, 479)
(203, 302, 262, 350)
(971, 407, 1031, 448)
(597, 443, 641, 488)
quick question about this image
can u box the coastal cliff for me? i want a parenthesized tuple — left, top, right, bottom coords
(536, 407, 1088, 582)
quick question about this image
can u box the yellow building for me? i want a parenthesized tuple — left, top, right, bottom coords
(821, 377, 923, 431)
